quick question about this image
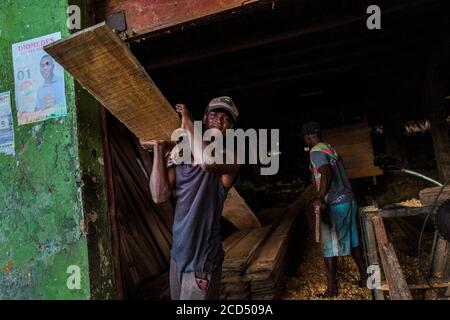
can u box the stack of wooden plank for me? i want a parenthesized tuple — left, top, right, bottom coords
(220, 227, 273, 299)
(322, 123, 383, 179)
(220, 205, 300, 300)
(108, 115, 174, 299)
(244, 208, 298, 299)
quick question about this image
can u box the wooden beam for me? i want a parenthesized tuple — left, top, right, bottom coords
(378, 279, 450, 291)
(419, 185, 450, 206)
(429, 232, 449, 279)
(372, 216, 413, 300)
(378, 206, 434, 218)
(361, 212, 385, 300)
(222, 187, 261, 230)
(44, 22, 180, 141)
(100, 106, 124, 299)
(97, 0, 273, 40)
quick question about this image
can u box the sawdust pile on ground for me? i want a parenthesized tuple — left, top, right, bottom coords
(396, 250, 431, 283)
(281, 243, 372, 300)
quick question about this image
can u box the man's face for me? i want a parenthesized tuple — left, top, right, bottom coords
(303, 134, 313, 148)
(204, 110, 234, 133)
(40, 57, 54, 80)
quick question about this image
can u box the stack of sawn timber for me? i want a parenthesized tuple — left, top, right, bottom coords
(244, 207, 299, 299)
(220, 207, 299, 300)
(220, 227, 272, 299)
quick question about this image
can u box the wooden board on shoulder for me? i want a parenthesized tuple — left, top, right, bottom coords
(45, 22, 180, 141)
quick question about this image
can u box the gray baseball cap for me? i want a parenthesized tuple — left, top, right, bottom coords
(205, 96, 239, 123)
(302, 121, 321, 135)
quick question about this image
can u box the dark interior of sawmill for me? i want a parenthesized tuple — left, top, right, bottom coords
(94, 0, 450, 300)
(5, 0, 450, 308)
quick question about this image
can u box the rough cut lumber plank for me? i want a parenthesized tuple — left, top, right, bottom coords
(245, 209, 296, 275)
(346, 166, 383, 179)
(221, 275, 244, 284)
(372, 216, 413, 300)
(222, 187, 261, 230)
(223, 230, 251, 254)
(360, 211, 385, 300)
(224, 226, 272, 271)
(322, 123, 381, 178)
(45, 22, 180, 141)
(258, 207, 287, 225)
(382, 243, 413, 300)
(361, 213, 379, 268)
(223, 282, 248, 293)
(378, 205, 433, 218)
(419, 185, 450, 206)
(225, 293, 250, 300)
(378, 279, 450, 291)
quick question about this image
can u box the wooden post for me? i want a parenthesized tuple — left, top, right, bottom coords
(429, 232, 449, 279)
(100, 107, 125, 299)
(427, 57, 450, 281)
(428, 83, 450, 181)
(361, 211, 385, 300)
(372, 215, 413, 300)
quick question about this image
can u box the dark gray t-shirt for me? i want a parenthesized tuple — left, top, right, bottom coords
(171, 164, 228, 273)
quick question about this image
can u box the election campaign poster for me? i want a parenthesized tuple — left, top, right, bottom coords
(12, 32, 67, 125)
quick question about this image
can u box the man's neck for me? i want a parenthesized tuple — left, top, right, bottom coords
(44, 74, 55, 84)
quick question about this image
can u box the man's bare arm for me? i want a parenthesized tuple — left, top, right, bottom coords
(312, 164, 332, 211)
(140, 140, 173, 204)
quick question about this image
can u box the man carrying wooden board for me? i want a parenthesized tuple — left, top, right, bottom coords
(303, 121, 368, 297)
(141, 96, 240, 300)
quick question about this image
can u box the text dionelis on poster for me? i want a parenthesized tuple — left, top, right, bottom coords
(0, 92, 15, 156)
(12, 32, 67, 125)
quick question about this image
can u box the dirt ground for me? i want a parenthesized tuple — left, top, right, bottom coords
(280, 241, 372, 300)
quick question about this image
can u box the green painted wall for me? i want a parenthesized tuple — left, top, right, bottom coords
(0, 0, 116, 299)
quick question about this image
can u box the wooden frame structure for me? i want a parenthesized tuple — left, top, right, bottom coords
(360, 205, 450, 300)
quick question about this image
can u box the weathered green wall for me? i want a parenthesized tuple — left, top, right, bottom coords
(70, 0, 117, 300)
(0, 0, 115, 299)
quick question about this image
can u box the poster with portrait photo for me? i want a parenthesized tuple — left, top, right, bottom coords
(0, 91, 15, 156)
(12, 32, 67, 125)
